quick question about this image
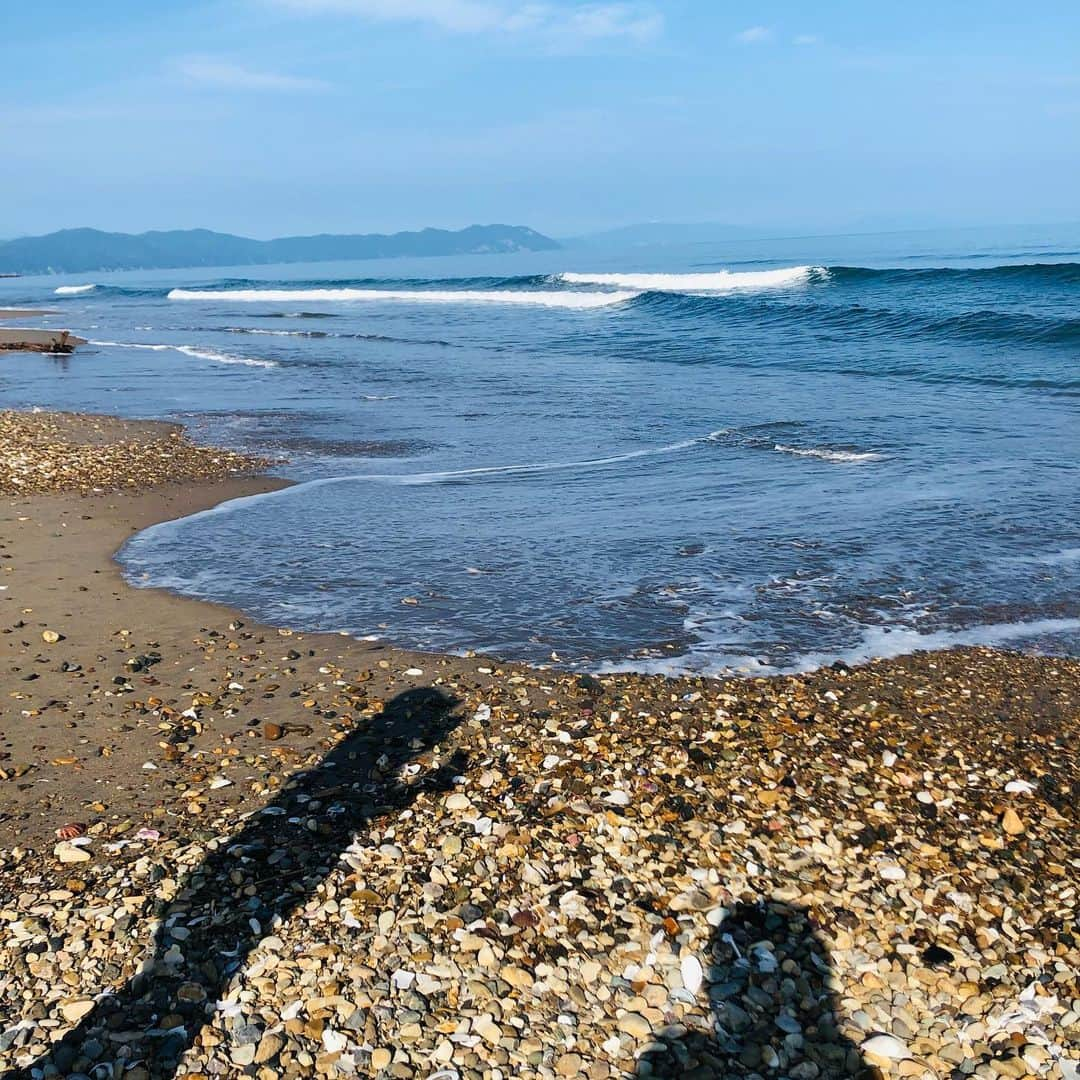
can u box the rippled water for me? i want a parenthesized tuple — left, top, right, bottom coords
(2, 224, 1078, 673)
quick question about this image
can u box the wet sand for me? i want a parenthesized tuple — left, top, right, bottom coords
(0, 411, 1077, 1077)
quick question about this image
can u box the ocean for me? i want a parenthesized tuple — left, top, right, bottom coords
(2, 223, 1078, 675)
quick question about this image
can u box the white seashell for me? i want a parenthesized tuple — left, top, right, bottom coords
(879, 863, 906, 881)
(881, 750, 897, 767)
(322, 1028, 348, 1054)
(861, 1033, 911, 1059)
(1004, 779, 1036, 794)
(706, 906, 730, 927)
(405, 668, 423, 676)
(209, 777, 232, 789)
(604, 790, 630, 806)
(680, 954, 703, 995)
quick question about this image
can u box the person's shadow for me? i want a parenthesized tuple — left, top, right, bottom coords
(635, 900, 874, 1079)
(3, 687, 465, 1080)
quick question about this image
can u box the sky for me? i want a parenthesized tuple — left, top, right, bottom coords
(4, 1, 1080, 238)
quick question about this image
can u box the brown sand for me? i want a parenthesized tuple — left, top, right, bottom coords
(0, 471, 491, 845)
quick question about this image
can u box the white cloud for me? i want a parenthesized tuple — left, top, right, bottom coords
(793, 33, 822, 46)
(734, 25, 772, 44)
(176, 56, 328, 91)
(272, 0, 662, 42)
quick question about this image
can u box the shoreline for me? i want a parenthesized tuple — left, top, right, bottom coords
(1, 410, 1077, 1077)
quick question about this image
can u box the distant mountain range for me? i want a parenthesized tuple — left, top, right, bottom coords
(564, 222, 765, 248)
(0, 224, 559, 275)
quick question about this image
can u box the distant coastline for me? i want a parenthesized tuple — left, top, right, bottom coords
(0, 223, 559, 276)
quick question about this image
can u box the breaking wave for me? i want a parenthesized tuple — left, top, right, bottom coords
(772, 444, 884, 463)
(54, 284, 97, 295)
(88, 340, 277, 369)
(557, 266, 822, 291)
(168, 287, 637, 309)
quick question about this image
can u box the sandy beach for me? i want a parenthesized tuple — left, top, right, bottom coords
(0, 411, 1076, 1079)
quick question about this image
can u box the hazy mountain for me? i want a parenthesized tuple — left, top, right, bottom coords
(564, 222, 765, 248)
(0, 224, 560, 275)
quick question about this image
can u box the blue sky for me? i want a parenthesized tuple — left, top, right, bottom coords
(4, 1, 1080, 237)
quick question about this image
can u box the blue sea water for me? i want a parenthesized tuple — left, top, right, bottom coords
(2, 224, 1079, 674)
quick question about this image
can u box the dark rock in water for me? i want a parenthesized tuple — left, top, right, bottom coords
(922, 944, 955, 966)
(677, 542, 706, 556)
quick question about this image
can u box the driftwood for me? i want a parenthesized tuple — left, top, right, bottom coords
(0, 328, 84, 353)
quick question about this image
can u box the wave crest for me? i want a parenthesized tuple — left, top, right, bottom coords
(54, 284, 97, 295)
(88, 340, 277, 369)
(773, 444, 884, 463)
(557, 267, 821, 292)
(168, 287, 636, 309)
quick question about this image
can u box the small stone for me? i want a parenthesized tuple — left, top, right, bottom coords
(371, 1048, 392, 1070)
(263, 722, 284, 740)
(556, 1054, 584, 1076)
(60, 999, 95, 1023)
(617, 1012, 652, 1039)
(474, 1016, 503, 1045)
(41, 629, 62, 643)
(231, 1045, 257, 1067)
(1001, 808, 1025, 835)
(254, 1032, 285, 1064)
(503, 965, 534, 989)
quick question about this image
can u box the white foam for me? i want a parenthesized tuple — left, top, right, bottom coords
(359, 433, 713, 486)
(557, 267, 821, 292)
(224, 327, 299, 336)
(782, 617, 1080, 674)
(89, 340, 171, 351)
(175, 345, 277, 369)
(54, 284, 97, 295)
(1036, 547, 1080, 565)
(610, 616, 1080, 679)
(773, 444, 884, 463)
(168, 287, 637, 309)
(88, 340, 277, 369)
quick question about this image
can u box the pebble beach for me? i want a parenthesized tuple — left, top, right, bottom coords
(0, 411, 1077, 1080)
